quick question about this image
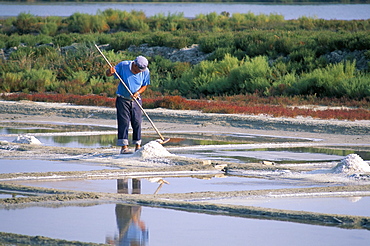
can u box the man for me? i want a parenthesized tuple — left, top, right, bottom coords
(106, 56, 150, 154)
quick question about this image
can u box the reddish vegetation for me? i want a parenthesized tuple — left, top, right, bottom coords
(1, 93, 116, 107)
(1, 93, 369, 121)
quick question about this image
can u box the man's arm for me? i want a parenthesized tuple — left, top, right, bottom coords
(106, 67, 115, 76)
(132, 85, 148, 99)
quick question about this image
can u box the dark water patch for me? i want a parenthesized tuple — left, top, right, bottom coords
(0, 203, 369, 245)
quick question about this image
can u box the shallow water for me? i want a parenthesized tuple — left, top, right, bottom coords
(3, 123, 369, 165)
(0, 193, 27, 199)
(174, 147, 356, 164)
(12, 175, 323, 195)
(1, 2, 370, 20)
(211, 196, 370, 217)
(0, 124, 114, 134)
(181, 149, 344, 162)
(0, 159, 116, 174)
(1, 124, 310, 148)
(0, 203, 369, 245)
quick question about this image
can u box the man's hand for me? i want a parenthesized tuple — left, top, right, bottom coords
(132, 92, 140, 99)
(106, 67, 115, 76)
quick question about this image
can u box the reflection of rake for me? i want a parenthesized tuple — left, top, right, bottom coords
(153, 179, 170, 195)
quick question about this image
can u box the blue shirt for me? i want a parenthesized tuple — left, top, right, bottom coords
(114, 61, 150, 98)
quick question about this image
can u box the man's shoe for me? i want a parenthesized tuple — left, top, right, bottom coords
(120, 147, 132, 154)
(135, 145, 141, 152)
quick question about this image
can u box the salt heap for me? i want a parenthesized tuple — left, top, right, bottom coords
(332, 154, 370, 174)
(12, 135, 42, 145)
(133, 140, 174, 159)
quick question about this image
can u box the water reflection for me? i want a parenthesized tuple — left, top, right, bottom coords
(106, 205, 148, 246)
(39, 134, 117, 148)
(13, 175, 323, 195)
(1, 123, 314, 148)
(246, 147, 370, 160)
(117, 179, 142, 195)
(110, 180, 148, 246)
(0, 203, 369, 245)
(117, 178, 170, 195)
(0, 124, 114, 134)
(0, 192, 27, 199)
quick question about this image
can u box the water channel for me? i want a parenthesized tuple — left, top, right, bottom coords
(0, 2, 369, 20)
(1, 203, 369, 245)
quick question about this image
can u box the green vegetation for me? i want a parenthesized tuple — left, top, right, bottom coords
(0, 10, 369, 119)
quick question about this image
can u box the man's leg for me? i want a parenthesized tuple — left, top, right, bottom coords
(116, 97, 131, 152)
(131, 98, 143, 151)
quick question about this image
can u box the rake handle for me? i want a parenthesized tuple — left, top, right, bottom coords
(94, 44, 165, 141)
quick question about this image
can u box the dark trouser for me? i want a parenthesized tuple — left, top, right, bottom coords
(116, 96, 142, 146)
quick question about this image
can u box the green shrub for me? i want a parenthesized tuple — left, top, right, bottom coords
(169, 54, 240, 97)
(338, 74, 370, 99)
(66, 13, 109, 34)
(1, 11, 370, 101)
(9, 46, 34, 70)
(40, 22, 59, 36)
(13, 13, 39, 34)
(271, 72, 298, 96)
(109, 32, 146, 51)
(52, 33, 88, 47)
(198, 32, 234, 53)
(24, 68, 56, 92)
(1, 72, 24, 92)
(296, 61, 357, 97)
(0, 34, 9, 49)
(229, 56, 272, 94)
(147, 32, 174, 47)
(61, 70, 91, 95)
(5, 34, 22, 48)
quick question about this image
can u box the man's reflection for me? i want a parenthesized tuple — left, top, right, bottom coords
(117, 178, 141, 194)
(106, 179, 148, 246)
(114, 204, 148, 246)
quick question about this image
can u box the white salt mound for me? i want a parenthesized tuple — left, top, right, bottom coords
(332, 154, 370, 174)
(133, 141, 174, 159)
(12, 135, 42, 145)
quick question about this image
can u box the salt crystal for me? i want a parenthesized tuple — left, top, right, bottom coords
(332, 154, 370, 174)
(133, 141, 174, 159)
(12, 135, 42, 145)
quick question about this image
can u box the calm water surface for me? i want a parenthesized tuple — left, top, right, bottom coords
(0, 2, 369, 20)
(0, 203, 369, 245)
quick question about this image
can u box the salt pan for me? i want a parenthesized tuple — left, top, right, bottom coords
(332, 154, 370, 174)
(12, 135, 42, 145)
(133, 141, 174, 159)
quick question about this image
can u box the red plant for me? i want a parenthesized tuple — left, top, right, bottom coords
(1, 93, 369, 121)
